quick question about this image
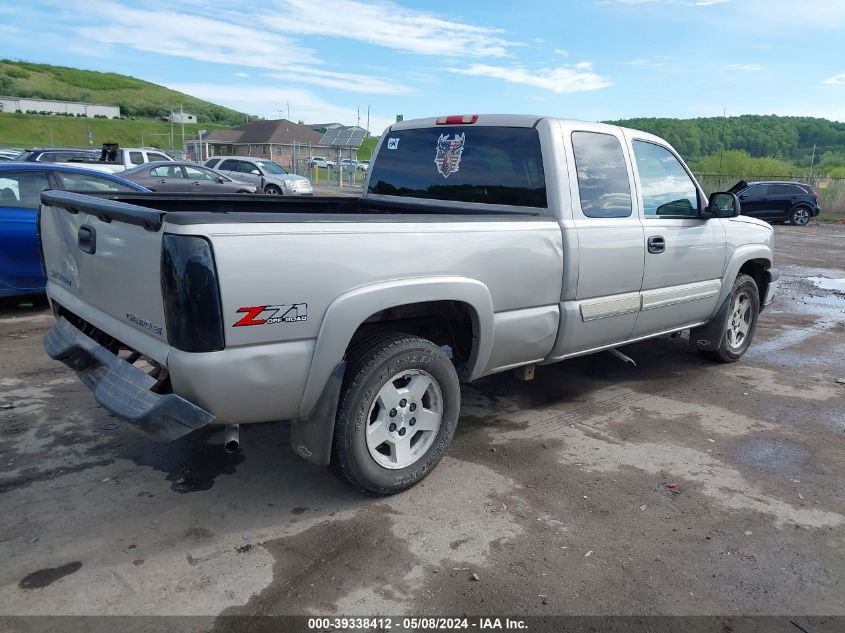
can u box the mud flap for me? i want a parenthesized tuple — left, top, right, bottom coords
(689, 294, 731, 352)
(290, 361, 346, 466)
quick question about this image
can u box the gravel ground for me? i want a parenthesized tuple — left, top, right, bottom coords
(0, 223, 842, 629)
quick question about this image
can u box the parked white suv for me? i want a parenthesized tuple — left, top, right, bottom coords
(307, 156, 336, 168)
(205, 156, 313, 195)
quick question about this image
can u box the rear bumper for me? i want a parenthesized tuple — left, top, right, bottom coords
(44, 317, 214, 442)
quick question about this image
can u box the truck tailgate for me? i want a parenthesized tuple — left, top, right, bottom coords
(39, 191, 171, 363)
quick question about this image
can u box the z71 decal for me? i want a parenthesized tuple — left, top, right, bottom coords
(233, 303, 308, 327)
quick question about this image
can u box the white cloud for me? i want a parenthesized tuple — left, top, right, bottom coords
(448, 63, 611, 94)
(68, 0, 416, 95)
(75, 2, 320, 67)
(264, 0, 511, 58)
(739, 0, 845, 28)
(265, 67, 414, 95)
(171, 83, 396, 134)
(823, 72, 845, 85)
(554, 48, 570, 57)
(725, 63, 763, 71)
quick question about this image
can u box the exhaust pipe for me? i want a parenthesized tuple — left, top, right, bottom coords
(224, 424, 240, 453)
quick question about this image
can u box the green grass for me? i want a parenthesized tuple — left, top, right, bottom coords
(0, 60, 249, 124)
(0, 112, 230, 150)
(357, 136, 378, 160)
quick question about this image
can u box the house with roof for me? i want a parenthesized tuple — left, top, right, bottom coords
(186, 119, 327, 169)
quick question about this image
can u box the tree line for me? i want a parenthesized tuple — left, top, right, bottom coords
(607, 115, 845, 177)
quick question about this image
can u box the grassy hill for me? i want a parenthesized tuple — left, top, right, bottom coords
(0, 60, 249, 124)
(0, 112, 230, 150)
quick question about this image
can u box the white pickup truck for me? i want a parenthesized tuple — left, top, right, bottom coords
(40, 114, 778, 495)
(47, 144, 176, 174)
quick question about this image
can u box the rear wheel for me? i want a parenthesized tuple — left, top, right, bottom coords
(699, 274, 759, 363)
(330, 333, 460, 495)
(264, 184, 282, 195)
(789, 205, 811, 226)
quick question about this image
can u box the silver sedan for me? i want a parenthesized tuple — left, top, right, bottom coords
(121, 161, 257, 193)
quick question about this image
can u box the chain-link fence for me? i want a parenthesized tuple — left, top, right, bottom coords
(695, 173, 845, 218)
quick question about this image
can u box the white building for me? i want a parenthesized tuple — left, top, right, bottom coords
(169, 111, 197, 124)
(0, 96, 120, 119)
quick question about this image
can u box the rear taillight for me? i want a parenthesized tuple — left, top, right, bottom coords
(161, 234, 225, 352)
(436, 114, 478, 125)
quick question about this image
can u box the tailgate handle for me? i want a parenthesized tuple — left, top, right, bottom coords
(78, 225, 96, 254)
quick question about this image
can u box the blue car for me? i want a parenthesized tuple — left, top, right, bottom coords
(0, 163, 147, 298)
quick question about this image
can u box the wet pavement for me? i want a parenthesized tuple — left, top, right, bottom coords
(0, 223, 843, 622)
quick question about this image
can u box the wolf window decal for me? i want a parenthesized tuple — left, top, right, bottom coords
(434, 133, 466, 178)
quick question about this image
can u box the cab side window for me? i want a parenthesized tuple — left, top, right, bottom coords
(632, 141, 699, 218)
(571, 131, 632, 218)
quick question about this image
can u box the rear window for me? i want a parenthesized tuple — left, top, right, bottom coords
(368, 126, 546, 208)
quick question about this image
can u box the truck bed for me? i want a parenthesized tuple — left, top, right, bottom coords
(41, 191, 544, 230)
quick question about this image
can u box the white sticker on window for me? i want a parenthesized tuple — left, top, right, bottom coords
(387, 138, 400, 150)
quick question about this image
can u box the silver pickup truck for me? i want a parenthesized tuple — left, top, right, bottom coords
(39, 114, 778, 495)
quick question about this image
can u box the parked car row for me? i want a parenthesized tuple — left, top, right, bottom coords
(1, 146, 320, 300)
(307, 156, 369, 171)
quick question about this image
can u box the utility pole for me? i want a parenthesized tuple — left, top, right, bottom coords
(169, 100, 174, 150)
(180, 104, 185, 150)
(366, 105, 370, 136)
(718, 107, 727, 189)
(808, 143, 816, 180)
(357, 106, 360, 129)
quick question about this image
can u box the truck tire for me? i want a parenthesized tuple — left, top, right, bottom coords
(699, 273, 759, 363)
(330, 333, 460, 495)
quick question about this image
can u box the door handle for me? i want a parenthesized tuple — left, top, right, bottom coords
(647, 235, 665, 254)
(78, 225, 96, 254)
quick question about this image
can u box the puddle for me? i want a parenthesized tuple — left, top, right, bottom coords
(808, 277, 845, 293)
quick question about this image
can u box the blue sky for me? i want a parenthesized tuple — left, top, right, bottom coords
(1, 0, 844, 133)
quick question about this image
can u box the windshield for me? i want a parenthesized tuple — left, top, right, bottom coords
(368, 126, 546, 208)
(255, 160, 287, 175)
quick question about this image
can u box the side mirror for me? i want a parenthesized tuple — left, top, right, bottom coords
(251, 169, 261, 175)
(217, 177, 225, 183)
(703, 192, 741, 219)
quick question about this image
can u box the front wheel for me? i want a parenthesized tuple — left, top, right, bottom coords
(699, 273, 760, 363)
(264, 184, 282, 195)
(789, 206, 811, 226)
(330, 333, 460, 495)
